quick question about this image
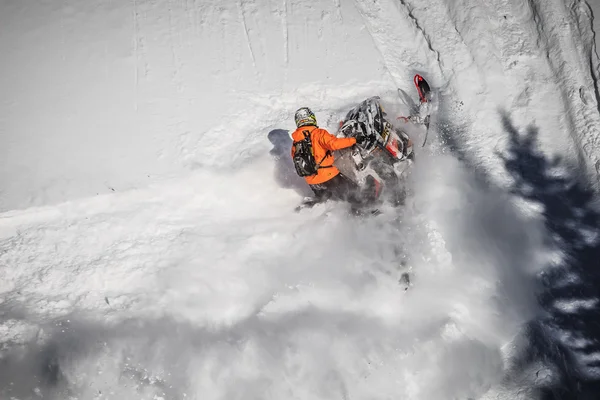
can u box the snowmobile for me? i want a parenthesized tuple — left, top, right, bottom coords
(295, 74, 433, 213)
(333, 74, 433, 208)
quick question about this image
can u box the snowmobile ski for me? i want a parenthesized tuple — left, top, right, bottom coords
(414, 74, 431, 104)
(397, 88, 419, 115)
(414, 74, 432, 146)
(397, 74, 432, 114)
(397, 75, 432, 147)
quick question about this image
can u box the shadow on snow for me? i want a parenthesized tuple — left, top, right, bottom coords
(499, 113, 600, 399)
(267, 129, 313, 198)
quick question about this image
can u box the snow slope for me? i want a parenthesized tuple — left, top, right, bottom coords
(2, 0, 600, 399)
(0, 0, 392, 211)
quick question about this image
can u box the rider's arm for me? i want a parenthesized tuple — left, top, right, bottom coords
(316, 129, 356, 151)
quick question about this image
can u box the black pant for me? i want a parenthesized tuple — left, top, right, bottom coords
(309, 173, 363, 204)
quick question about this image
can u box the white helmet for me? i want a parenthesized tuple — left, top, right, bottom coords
(294, 107, 317, 128)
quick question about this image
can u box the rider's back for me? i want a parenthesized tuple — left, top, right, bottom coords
(291, 126, 355, 185)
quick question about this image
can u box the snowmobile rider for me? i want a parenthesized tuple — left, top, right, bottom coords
(291, 107, 365, 202)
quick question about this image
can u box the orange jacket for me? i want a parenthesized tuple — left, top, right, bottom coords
(291, 125, 357, 185)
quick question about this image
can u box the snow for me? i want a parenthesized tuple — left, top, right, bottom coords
(2, 0, 600, 399)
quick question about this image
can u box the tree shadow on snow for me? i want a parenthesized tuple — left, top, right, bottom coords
(406, 95, 600, 397)
(267, 129, 313, 197)
(498, 113, 600, 399)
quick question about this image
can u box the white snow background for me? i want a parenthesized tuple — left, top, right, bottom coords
(2, 0, 600, 399)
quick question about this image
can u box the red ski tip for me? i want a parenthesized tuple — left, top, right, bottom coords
(414, 74, 430, 104)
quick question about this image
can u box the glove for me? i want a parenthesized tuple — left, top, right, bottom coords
(355, 135, 365, 145)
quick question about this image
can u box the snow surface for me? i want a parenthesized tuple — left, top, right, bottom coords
(2, 0, 600, 399)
